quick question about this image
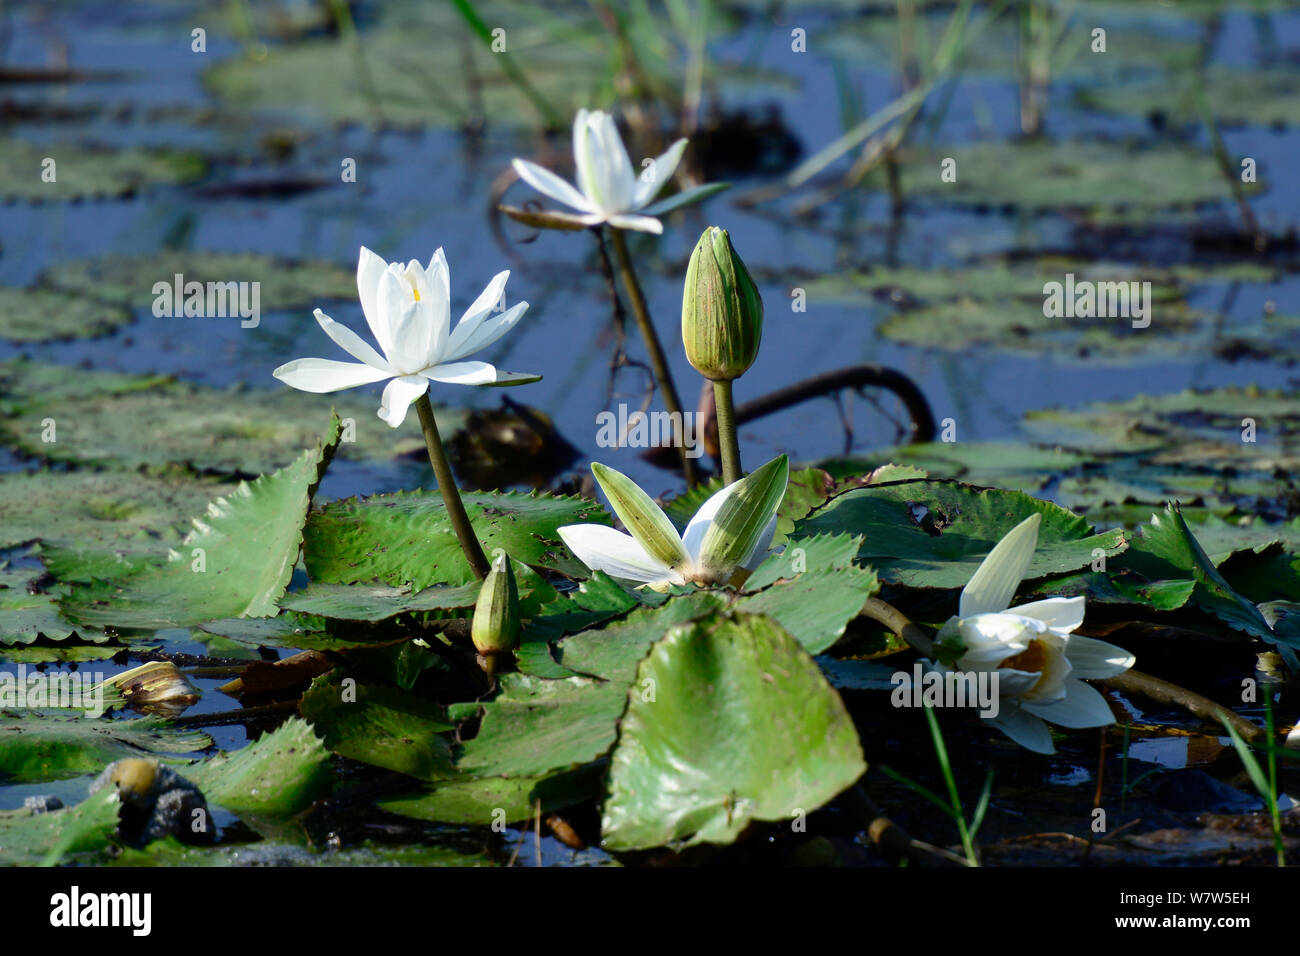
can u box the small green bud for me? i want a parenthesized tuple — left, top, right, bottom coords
(682, 226, 763, 381)
(472, 552, 521, 659)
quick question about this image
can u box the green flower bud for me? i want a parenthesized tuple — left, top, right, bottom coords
(681, 226, 763, 381)
(472, 552, 521, 660)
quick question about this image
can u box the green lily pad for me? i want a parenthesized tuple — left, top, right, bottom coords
(601, 612, 866, 851)
(745, 532, 864, 590)
(0, 359, 457, 475)
(817, 442, 1089, 495)
(733, 565, 878, 654)
(0, 469, 234, 556)
(280, 580, 483, 622)
(185, 716, 332, 815)
(42, 251, 356, 312)
(303, 489, 610, 589)
(378, 763, 605, 826)
(1078, 67, 1300, 127)
(0, 713, 211, 783)
(454, 673, 627, 780)
(0, 137, 206, 201)
(0, 789, 122, 865)
(301, 672, 455, 781)
(1126, 504, 1283, 650)
(799, 479, 1127, 590)
(873, 141, 1246, 220)
(0, 569, 109, 647)
(0, 287, 132, 343)
(56, 417, 340, 630)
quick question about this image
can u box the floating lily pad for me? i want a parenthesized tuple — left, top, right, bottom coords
(0, 287, 132, 343)
(0, 469, 233, 555)
(799, 479, 1127, 590)
(0, 569, 109, 647)
(280, 580, 483, 622)
(1078, 68, 1300, 127)
(0, 788, 122, 865)
(454, 673, 627, 780)
(185, 716, 332, 815)
(0, 713, 211, 783)
(41, 251, 356, 313)
(734, 565, 878, 654)
(378, 763, 605, 826)
(303, 489, 610, 589)
(0, 359, 456, 474)
(745, 532, 863, 590)
(57, 417, 340, 630)
(818, 442, 1089, 495)
(601, 612, 866, 851)
(301, 672, 455, 781)
(0, 137, 206, 201)
(874, 142, 1246, 220)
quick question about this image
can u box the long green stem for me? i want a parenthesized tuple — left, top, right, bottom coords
(712, 378, 741, 484)
(415, 394, 490, 580)
(607, 228, 699, 488)
(924, 705, 979, 866)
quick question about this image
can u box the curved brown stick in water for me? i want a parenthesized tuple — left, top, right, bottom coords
(733, 364, 937, 444)
(642, 364, 937, 470)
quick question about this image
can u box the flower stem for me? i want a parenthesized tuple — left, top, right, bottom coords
(859, 597, 935, 656)
(607, 227, 699, 488)
(415, 393, 490, 580)
(712, 378, 742, 485)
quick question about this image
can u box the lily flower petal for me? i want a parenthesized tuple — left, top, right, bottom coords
(312, 309, 391, 371)
(444, 300, 529, 364)
(377, 375, 429, 428)
(557, 524, 679, 586)
(606, 213, 665, 234)
(357, 246, 395, 357)
(1065, 635, 1137, 679)
(681, 479, 743, 562)
(987, 706, 1055, 754)
(960, 513, 1041, 617)
(511, 158, 595, 214)
(1022, 679, 1116, 728)
(423, 360, 502, 386)
(633, 137, 687, 207)
(1011, 596, 1086, 632)
(273, 358, 392, 393)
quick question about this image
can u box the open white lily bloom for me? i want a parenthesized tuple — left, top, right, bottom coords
(273, 246, 539, 428)
(559, 455, 788, 589)
(930, 513, 1136, 754)
(511, 108, 723, 235)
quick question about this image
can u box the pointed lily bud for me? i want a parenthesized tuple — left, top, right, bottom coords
(682, 226, 763, 381)
(591, 462, 692, 573)
(472, 552, 521, 664)
(697, 454, 789, 582)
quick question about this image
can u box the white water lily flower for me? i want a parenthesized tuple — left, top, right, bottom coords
(273, 246, 539, 428)
(930, 513, 1136, 754)
(559, 456, 788, 590)
(511, 108, 722, 235)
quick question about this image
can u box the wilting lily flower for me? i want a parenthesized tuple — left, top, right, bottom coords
(273, 247, 539, 428)
(511, 108, 724, 235)
(559, 455, 788, 589)
(930, 513, 1135, 754)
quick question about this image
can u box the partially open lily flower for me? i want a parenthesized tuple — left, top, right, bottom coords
(273, 246, 539, 428)
(559, 455, 788, 590)
(930, 513, 1136, 754)
(510, 108, 725, 234)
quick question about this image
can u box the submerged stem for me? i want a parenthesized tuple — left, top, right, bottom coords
(415, 393, 490, 580)
(859, 597, 935, 656)
(606, 227, 699, 488)
(712, 378, 741, 485)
